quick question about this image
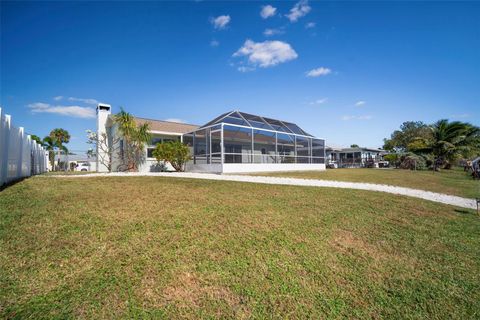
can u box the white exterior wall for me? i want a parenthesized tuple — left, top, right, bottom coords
(0, 107, 48, 186)
(186, 163, 326, 174)
(138, 159, 176, 172)
(96, 104, 112, 172)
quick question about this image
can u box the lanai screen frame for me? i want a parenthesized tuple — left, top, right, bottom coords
(183, 111, 326, 165)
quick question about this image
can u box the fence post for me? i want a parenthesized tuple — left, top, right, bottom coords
(17, 127, 25, 178)
(1, 114, 11, 185)
(0, 108, 4, 185)
(0, 107, 4, 185)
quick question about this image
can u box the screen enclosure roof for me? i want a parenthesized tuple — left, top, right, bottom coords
(199, 110, 314, 137)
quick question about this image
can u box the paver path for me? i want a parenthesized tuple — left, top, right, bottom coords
(46, 172, 478, 210)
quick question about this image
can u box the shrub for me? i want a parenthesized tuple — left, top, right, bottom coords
(383, 154, 400, 168)
(399, 153, 427, 170)
(152, 141, 191, 172)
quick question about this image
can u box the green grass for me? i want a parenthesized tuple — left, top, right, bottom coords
(252, 168, 480, 199)
(44, 171, 95, 176)
(1, 177, 479, 319)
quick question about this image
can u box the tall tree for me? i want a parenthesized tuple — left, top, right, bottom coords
(30, 134, 42, 145)
(42, 136, 57, 170)
(383, 121, 431, 152)
(49, 128, 70, 171)
(113, 108, 151, 171)
(416, 120, 480, 170)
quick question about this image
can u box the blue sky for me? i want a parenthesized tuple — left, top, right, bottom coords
(1, 1, 479, 152)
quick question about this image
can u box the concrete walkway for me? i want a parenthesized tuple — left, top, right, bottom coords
(46, 172, 478, 210)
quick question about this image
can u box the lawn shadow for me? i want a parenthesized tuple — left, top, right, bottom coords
(0, 177, 28, 192)
(454, 208, 478, 215)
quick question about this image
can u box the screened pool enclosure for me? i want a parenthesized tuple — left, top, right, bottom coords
(183, 111, 326, 173)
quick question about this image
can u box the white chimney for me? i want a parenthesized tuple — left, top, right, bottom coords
(96, 103, 111, 172)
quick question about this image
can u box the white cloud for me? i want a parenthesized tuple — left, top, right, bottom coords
(28, 102, 96, 119)
(164, 118, 186, 123)
(233, 39, 298, 68)
(309, 98, 328, 105)
(263, 28, 284, 36)
(210, 15, 231, 29)
(305, 22, 316, 29)
(357, 115, 372, 120)
(67, 97, 100, 105)
(355, 100, 366, 106)
(53, 96, 63, 101)
(286, 0, 311, 22)
(237, 66, 255, 73)
(306, 67, 332, 77)
(341, 115, 372, 121)
(210, 39, 220, 47)
(260, 5, 277, 19)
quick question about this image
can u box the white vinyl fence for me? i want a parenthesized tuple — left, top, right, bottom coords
(0, 107, 48, 186)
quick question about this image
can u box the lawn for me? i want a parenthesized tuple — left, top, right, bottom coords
(253, 168, 480, 199)
(43, 171, 95, 176)
(1, 176, 479, 319)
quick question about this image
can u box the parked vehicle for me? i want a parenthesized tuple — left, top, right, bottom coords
(378, 161, 390, 168)
(75, 162, 90, 172)
(327, 161, 338, 169)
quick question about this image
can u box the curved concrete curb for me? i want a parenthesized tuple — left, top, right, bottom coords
(44, 172, 478, 210)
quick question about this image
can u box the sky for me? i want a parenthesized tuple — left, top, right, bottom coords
(1, 1, 479, 153)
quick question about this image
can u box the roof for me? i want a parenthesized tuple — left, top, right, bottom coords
(199, 110, 314, 137)
(134, 117, 199, 134)
(327, 147, 385, 153)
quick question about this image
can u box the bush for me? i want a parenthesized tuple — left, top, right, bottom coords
(383, 154, 400, 168)
(399, 153, 427, 170)
(152, 141, 191, 172)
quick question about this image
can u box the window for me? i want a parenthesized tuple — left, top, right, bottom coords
(146, 135, 181, 159)
(194, 130, 207, 155)
(296, 136, 311, 157)
(253, 129, 276, 163)
(223, 125, 252, 163)
(312, 157, 325, 164)
(277, 133, 295, 163)
(211, 130, 221, 154)
(183, 133, 194, 158)
(312, 139, 325, 157)
(147, 148, 155, 158)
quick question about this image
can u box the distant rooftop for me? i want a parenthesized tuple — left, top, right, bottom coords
(134, 117, 199, 134)
(327, 146, 385, 153)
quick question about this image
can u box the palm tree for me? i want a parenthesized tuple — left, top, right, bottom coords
(113, 108, 151, 171)
(30, 134, 43, 145)
(420, 120, 480, 170)
(49, 128, 70, 171)
(42, 136, 57, 170)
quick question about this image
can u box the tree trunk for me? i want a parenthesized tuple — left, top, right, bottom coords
(57, 148, 60, 171)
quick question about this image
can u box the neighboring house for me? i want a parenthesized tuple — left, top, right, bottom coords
(326, 146, 386, 168)
(97, 104, 326, 173)
(53, 153, 97, 171)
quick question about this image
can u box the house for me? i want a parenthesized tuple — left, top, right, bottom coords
(96, 104, 326, 173)
(53, 153, 97, 172)
(326, 146, 386, 168)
